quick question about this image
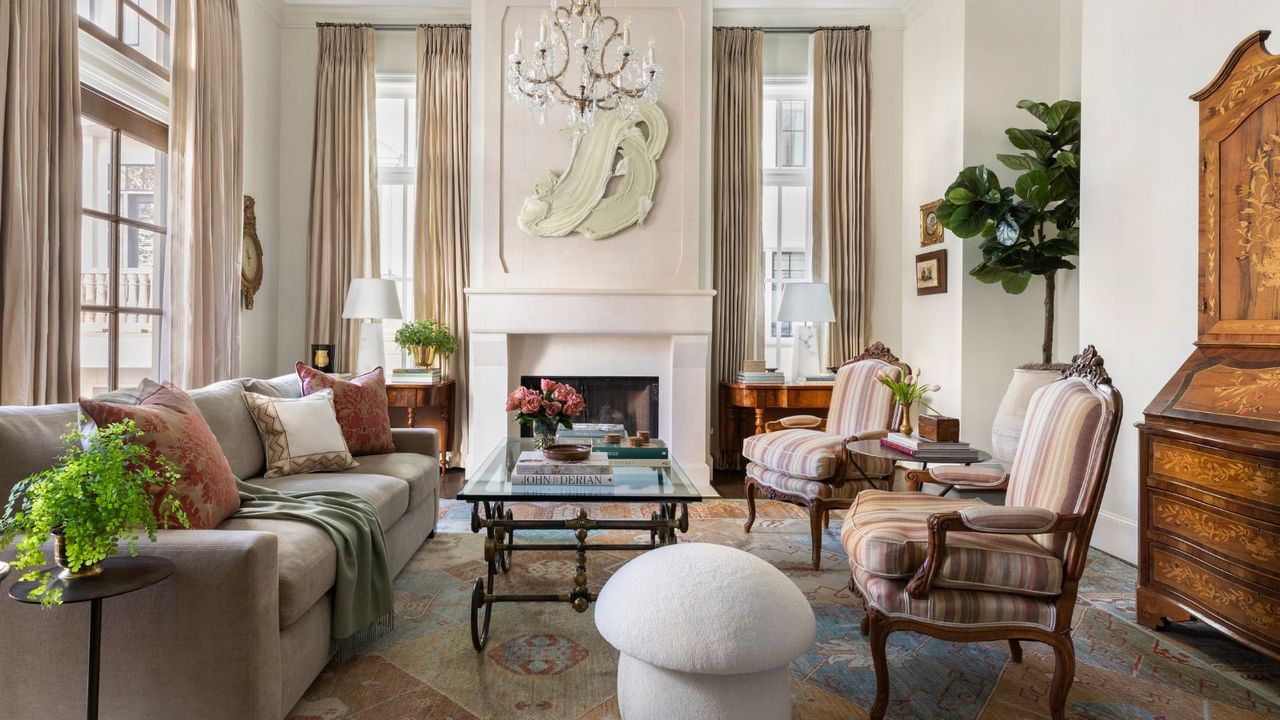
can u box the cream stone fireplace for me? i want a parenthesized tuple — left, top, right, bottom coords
(466, 288, 714, 492)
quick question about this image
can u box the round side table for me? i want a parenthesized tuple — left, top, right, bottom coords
(845, 439, 993, 495)
(9, 555, 175, 720)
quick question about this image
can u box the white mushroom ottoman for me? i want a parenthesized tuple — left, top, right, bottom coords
(594, 543, 816, 719)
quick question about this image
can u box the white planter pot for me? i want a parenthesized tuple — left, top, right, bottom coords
(990, 368, 1060, 470)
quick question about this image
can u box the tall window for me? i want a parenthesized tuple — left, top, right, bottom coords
(79, 88, 169, 395)
(762, 78, 813, 356)
(375, 76, 418, 368)
(78, 0, 171, 78)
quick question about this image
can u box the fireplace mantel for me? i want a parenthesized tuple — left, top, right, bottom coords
(465, 287, 716, 493)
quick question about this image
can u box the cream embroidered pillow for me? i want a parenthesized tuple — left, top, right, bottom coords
(243, 389, 359, 478)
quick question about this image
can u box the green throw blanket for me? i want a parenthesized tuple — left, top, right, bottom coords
(233, 479, 393, 654)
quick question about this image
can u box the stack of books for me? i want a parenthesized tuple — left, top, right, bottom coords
(391, 367, 441, 384)
(879, 432, 983, 461)
(556, 423, 627, 439)
(736, 370, 785, 384)
(805, 373, 837, 382)
(591, 439, 669, 467)
(511, 450, 614, 485)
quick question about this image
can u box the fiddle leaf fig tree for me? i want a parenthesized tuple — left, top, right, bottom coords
(936, 99, 1080, 366)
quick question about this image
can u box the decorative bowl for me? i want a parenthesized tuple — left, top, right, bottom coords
(542, 444, 591, 462)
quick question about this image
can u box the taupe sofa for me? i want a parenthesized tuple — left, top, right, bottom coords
(0, 374, 440, 720)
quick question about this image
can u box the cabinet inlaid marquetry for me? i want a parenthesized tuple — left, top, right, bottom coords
(1137, 31, 1280, 660)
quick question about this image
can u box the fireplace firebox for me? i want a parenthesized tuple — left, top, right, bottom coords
(518, 375, 659, 438)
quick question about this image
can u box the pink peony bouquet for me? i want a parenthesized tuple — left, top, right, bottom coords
(506, 378, 586, 433)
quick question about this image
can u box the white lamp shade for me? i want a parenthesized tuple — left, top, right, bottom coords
(342, 278, 403, 320)
(776, 282, 836, 323)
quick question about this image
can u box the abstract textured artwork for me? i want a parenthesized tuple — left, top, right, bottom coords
(517, 104, 668, 240)
(287, 500, 1280, 720)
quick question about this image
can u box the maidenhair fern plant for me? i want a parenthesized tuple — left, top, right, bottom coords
(0, 420, 188, 605)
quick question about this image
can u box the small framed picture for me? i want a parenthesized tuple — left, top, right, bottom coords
(915, 249, 947, 295)
(310, 344, 336, 372)
(920, 199, 944, 246)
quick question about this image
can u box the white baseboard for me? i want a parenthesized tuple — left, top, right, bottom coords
(1091, 510, 1138, 564)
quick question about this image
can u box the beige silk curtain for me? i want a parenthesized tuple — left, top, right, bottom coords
(813, 27, 872, 366)
(306, 25, 380, 372)
(711, 28, 763, 469)
(0, 0, 80, 405)
(414, 25, 470, 468)
(161, 0, 243, 388)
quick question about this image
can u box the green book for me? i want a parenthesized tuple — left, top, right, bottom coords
(591, 442, 669, 460)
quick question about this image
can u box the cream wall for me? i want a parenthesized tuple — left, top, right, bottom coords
(1079, 0, 1280, 562)
(238, 0, 284, 377)
(901, 0, 1074, 440)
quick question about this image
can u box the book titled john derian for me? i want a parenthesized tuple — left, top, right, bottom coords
(511, 450, 615, 485)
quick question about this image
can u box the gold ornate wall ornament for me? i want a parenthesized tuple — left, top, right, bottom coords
(517, 103, 668, 240)
(242, 195, 264, 310)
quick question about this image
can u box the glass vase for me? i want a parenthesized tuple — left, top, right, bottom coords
(532, 418, 559, 449)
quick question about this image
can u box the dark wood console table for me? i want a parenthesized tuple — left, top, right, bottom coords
(720, 381, 834, 453)
(387, 379, 456, 472)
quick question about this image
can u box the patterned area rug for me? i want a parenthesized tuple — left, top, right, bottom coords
(288, 499, 1280, 720)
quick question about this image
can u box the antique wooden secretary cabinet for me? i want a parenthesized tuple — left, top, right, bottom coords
(1137, 31, 1280, 659)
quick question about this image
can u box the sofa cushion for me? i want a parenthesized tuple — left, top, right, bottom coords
(190, 380, 266, 480)
(742, 429, 845, 480)
(243, 390, 358, 478)
(349, 453, 439, 508)
(81, 380, 241, 529)
(296, 363, 396, 456)
(0, 404, 78, 498)
(217, 516, 337, 629)
(248, 472, 409, 532)
(241, 373, 302, 399)
(841, 490, 1063, 597)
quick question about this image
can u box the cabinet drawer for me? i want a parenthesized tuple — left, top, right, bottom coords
(1149, 544, 1280, 639)
(1148, 437, 1280, 510)
(1148, 489, 1280, 575)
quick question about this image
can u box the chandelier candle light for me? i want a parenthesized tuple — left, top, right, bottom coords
(507, 0, 664, 127)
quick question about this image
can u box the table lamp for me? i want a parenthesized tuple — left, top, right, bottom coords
(776, 282, 836, 382)
(342, 278, 402, 375)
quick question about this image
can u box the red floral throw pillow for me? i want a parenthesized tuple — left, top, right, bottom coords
(296, 363, 396, 455)
(80, 380, 240, 530)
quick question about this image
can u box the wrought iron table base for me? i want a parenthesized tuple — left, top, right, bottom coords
(467, 500, 689, 650)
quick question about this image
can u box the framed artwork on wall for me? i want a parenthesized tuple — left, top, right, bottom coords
(915, 249, 947, 296)
(919, 199, 944, 246)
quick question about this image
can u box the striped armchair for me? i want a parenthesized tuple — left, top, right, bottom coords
(742, 342, 907, 570)
(842, 346, 1122, 720)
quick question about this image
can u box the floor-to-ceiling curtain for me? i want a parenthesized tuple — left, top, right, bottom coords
(813, 27, 871, 365)
(306, 24, 380, 372)
(414, 25, 470, 468)
(0, 0, 80, 405)
(711, 28, 763, 469)
(161, 0, 243, 388)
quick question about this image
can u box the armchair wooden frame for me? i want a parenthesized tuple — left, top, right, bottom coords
(855, 346, 1123, 720)
(744, 342, 909, 570)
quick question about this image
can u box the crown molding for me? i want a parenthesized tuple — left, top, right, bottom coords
(280, 3, 469, 29)
(712, 6, 905, 30)
(247, 0, 286, 25)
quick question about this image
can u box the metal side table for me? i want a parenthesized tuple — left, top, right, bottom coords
(9, 556, 174, 720)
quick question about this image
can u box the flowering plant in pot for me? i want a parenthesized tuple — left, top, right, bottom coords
(0, 420, 189, 605)
(877, 371, 940, 436)
(506, 379, 587, 448)
(393, 318, 458, 370)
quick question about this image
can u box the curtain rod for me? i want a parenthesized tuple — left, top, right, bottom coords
(718, 25, 870, 34)
(315, 22, 470, 31)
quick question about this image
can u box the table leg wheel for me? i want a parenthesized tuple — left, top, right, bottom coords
(470, 577, 492, 651)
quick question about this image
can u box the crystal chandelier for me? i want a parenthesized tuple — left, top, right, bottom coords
(506, 0, 664, 128)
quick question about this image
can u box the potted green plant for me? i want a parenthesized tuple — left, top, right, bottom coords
(0, 420, 188, 605)
(936, 98, 1080, 464)
(393, 318, 458, 371)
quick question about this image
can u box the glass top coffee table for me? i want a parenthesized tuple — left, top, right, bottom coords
(457, 439, 703, 650)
